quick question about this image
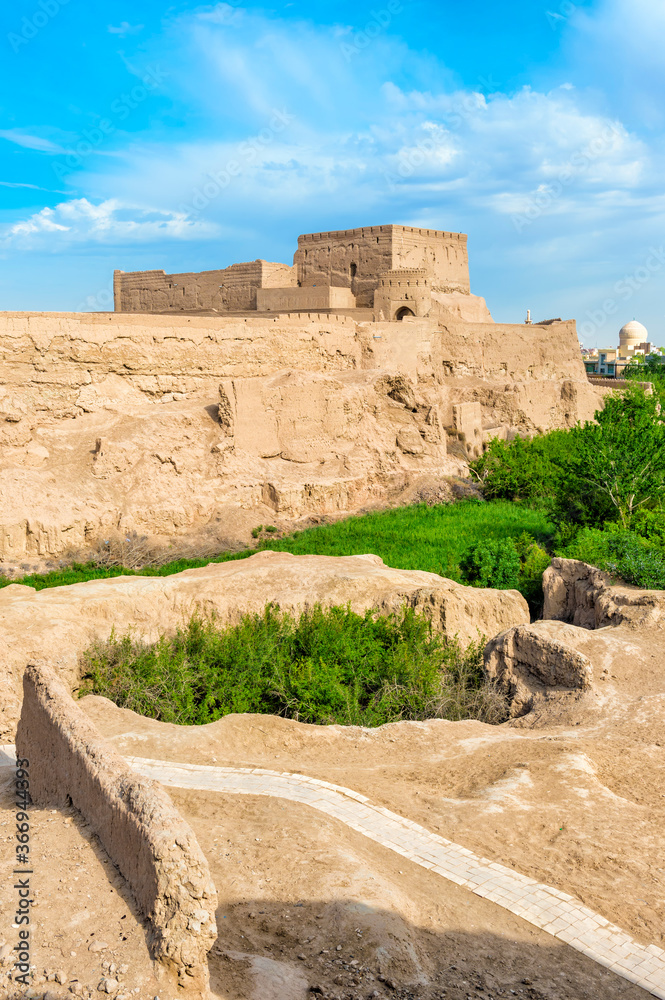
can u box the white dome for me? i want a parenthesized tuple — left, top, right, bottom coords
(619, 320, 648, 346)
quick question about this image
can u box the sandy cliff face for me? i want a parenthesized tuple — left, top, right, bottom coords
(0, 311, 603, 566)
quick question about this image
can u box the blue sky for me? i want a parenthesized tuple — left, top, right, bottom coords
(0, 0, 663, 345)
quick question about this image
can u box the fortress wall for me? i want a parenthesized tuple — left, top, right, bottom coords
(361, 318, 604, 431)
(294, 226, 470, 307)
(257, 285, 356, 312)
(433, 320, 588, 381)
(0, 311, 603, 566)
(374, 269, 431, 320)
(0, 310, 600, 431)
(114, 260, 296, 314)
(0, 312, 361, 417)
(295, 226, 393, 307)
(361, 318, 587, 383)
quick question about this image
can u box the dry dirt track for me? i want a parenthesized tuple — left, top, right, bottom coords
(124, 754, 665, 996)
(1, 696, 664, 1000)
(81, 697, 665, 1000)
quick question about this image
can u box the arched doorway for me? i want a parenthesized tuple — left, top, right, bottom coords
(395, 306, 416, 321)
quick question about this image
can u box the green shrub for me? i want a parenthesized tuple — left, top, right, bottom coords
(630, 508, 665, 549)
(459, 531, 552, 614)
(460, 538, 521, 590)
(79, 604, 507, 727)
(560, 385, 665, 529)
(471, 386, 665, 534)
(514, 532, 552, 612)
(469, 431, 572, 504)
(559, 527, 665, 590)
(624, 357, 665, 406)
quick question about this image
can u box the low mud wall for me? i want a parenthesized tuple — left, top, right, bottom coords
(16, 662, 218, 997)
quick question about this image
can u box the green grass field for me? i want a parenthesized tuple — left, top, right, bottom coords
(0, 500, 554, 592)
(256, 500, 554, 580)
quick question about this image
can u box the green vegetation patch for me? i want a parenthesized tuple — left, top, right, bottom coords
(253, 500, 554, 584)
(1, 501, 555, 606)
(470, 382, 665, 592)
(560, 526, 665, 590)
(79, 605, 506, 727)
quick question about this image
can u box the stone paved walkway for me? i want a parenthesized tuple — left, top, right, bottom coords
(3, 745, 664, 997)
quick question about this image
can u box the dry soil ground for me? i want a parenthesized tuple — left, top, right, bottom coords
(2, 697, 662, 1000)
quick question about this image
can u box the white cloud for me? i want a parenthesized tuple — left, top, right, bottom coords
(195, 4, 242, 25)
(562, 0, 665, 127)
(78, 79, 652, 243)
(0, 198, 218, 250)
(0, 129, 66, 154)
(0, 181, 57, 191)
(108, 22, 144, 37)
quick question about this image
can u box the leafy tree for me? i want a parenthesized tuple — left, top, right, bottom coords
(624, 356, 665, 407)
(469, 430, 573, 504)
(559, 385, 665, 530)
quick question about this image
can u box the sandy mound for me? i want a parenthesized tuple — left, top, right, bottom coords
(1, 557, 664, 999)
(0, 551, 529, 740)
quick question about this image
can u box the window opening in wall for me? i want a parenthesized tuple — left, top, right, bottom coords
(350, 262, 357, 278)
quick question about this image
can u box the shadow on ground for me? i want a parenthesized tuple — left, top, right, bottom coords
(208, 898, 649, 1000)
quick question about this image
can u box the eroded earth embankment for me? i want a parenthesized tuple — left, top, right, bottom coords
(0, 555, 664, 999)
(0, 311, 603, 569)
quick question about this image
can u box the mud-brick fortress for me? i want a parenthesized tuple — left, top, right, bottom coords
(113, 225, 472, 321)
(0, 219, 608, 572)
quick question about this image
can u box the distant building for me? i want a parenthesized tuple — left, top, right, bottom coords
(583, 320, 657, 377)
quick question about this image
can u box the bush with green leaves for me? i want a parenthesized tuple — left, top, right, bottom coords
(624, 357, 665, 406)
(469, 431, 572, 504)
(460, 531, 551, 613)
(460, 538, 521, 590)
(560, 385, 665, 529)
(79, 604, 506, 728)
(558, 526, 665, 590)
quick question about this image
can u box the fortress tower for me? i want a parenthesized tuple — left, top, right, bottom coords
(294, 225, 469, 308)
